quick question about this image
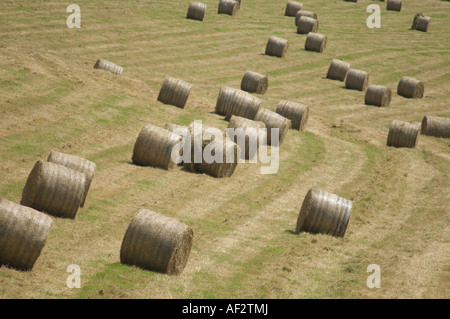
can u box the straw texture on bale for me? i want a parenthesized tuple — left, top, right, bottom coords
(47, 151, 95, 208)
(93, 59, 123, 75)
(386, 120, 420, 148)
(421, 116, 450, 138)
(345, 69, 369, 91)
(240, 71, 269, 95)
(326, 59, 350, 82)
(295, 189, 352, 238)
(254, 108, 291, 146)
(0, 198, 52, 271)
(186, 2, 206, 21)
(295, 10, 318, 26)
(386, 0, 402, 12)
(265, 36, 289, 58)
(157, 76, 192, 109)
(297, 16, 319, 34)
(214, 86, 262, 120)
(120, 209, 193, 275)
(132, 124, 184, 170)
(411, 13, 423, 30)
(218, 0, 239, 16)
(304, 32, 327, 53)
(285, 1, 303, 17)
(21, 160, 86, 219)
(412, 13, 431, 32)
(365, 85, 392, 107)
(397, 76, 424, 98)
(276, 100, 309, 131)
(228, 115, 266, 160)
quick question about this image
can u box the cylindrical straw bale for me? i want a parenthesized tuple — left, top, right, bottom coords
(386, 120, 420, 148)
(0, 198, 52, 271)
(93, 59, 123, 75)
(240, 71, 269, 95)
(397, 76, 424, 98)
(326, 59, 350, 82)
(295, 10, 318, 26)
(228, 115, 266, 160)
(297, 16, 319, 34)
(254, 108, 291, 146)
(265, 36, 289, 58)
(218, 0, 239, 16)
(386, 0, 402, 12)
(411, 13, 423, 30)
(276, 100, 309, 131)
(186, 2, 206, 21)
(285, 1, 303, 17)
(421, 116, 450, 138)
(345, 69, 369, 91)
(21, 160, 86, 219)
(157, 76, 192, 109)
(120, 209, 193, 275)
(365, 85, 392, 107)
(214, 86, 261, 120)
(295, 189, 352, 238)
(304, 32, 327, 53)
(416, 16, 431, 32)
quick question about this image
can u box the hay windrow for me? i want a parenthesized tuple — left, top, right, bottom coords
(345, 69, 369, 91)
(93, 58, 123, 75)
(240, 71, 269, 95)
(186, 2, 206, 21)
(214, 86, 261, 120)
(304, 32, 327, 53)
(421, 116, 450, 138)
(276, 100, 309, 131)
(297, 16, 319, 34)
(386, 120, 420, 148)
(254, 108, 291, 146)
(365, 85, 392, 107)
(157, 76, 192, 109)
(397, 76, 424, 98)
(295, 10, 318, 26)
(285, 1, 303, 17)
(265, 36, 289, 58)
(228, 115, 266, 160)
(326, 59, 350, 82)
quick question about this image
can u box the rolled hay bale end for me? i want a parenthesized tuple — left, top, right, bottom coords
(295, 189, 352, 238)
(265, 36, 289, 58)
(304, 32, 327, 53)
(93, 59, 123, 75)
(365, 85, 392, 107)
(157, 76, 192, 109)
(214, 86, 262, 120)
(285, 1, 303, 17)
(295, 10, 318, 26)
(228, 115, 266, 160)
(345, 69, 369, 91)
(132, 124, 184, 170)
(21, 160, 86, 219)
(240, 71, 269, 95)
(411, 13, 423, 30)
(218, 0, 239, 16)
(386, 120, 420, 148)
(254, 108, 291, 146)
(297, 16, 319, 34)
(421, 116, 450, 138)
(276, 100, 309, 131)
(0, 198, 52, 271)
(416, 16, 431, 32)
(386, 0, 402, 12)
(120, 209, 193, 275)
(326, 59, 350, 82)
(47, 151, 96, 208)
(397, 76, 424, 99)
(186, 2, 207, 21)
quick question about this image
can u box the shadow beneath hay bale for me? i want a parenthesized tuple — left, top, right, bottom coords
(284, 229, 298, 236)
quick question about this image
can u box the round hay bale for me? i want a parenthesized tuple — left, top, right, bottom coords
(397, 76, 424, 99)
(416, 16, 431, 32)
(295, 10, 318, 26)
(276, 100, 309, 131)
(386, 0, 402, 12)
(120, 209, 194, 275)
(0, 198, 52, 271)
(157, 76, 192, 109)
(21, 160, 86, 219)
(297, 16, 319, 34)
(240, 71, 269, 95)
(47, 151, 96, 208)
(228, 115, 266, 160)
(285, 1, 303, 17)
(411, 13, 423, 30)
(218, 0, 239, 16)
(421, 116, 450, 138)
(295, 189, 352, 238)
(254, 108, 291, 146)
(214, 86, 262, 120)
(345, 69, 369, 91)
(132, 124, 184, 170)
(265, 36, 289, 58)
(93, 58, 123, 75)
(304, 32, 327, 53)
(364, 85, 392, 107)
(326, 59, 350, 82)
(186, 2, 206, 21)
(386, 120, 420, 148)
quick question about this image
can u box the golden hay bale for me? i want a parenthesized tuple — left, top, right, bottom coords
(416, 16, 431, 32)
(295, 10, 318, 26)
(120, 209, 193, 275)
(228, 115, 266, 160)
(93, 58, 123, 75)
(218, 0, 239, 16)
(0, 198, 52, 271)
(265, 36, 289, 58)
(214, 86, 262, 120)
(240, 71, 269, 95)
(186, 2, 207, 21)
(304, 32, 327, 53)
(254, 108, 291, 146)
(326, 59, 350, 82)
(345, 69, 369, 91)
(386, 0, 402, 12)
(47, 151, 95, 208)
(295, 189, 352, 238)
(157, 76, 192, 109)
(397, 76, 424, 99)
(132, 124, 184, 170)
(21, 160, 86, 219)
(421, 116, 450, 138)
(364, 85, 392, 107)
(386, 120, 420, 148)
(285, 1, 303, 17)
(276, 100, 309, 131)
(297, 16, 319, 34)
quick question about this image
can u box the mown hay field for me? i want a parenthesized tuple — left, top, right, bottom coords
(0, 0, 449, 299)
